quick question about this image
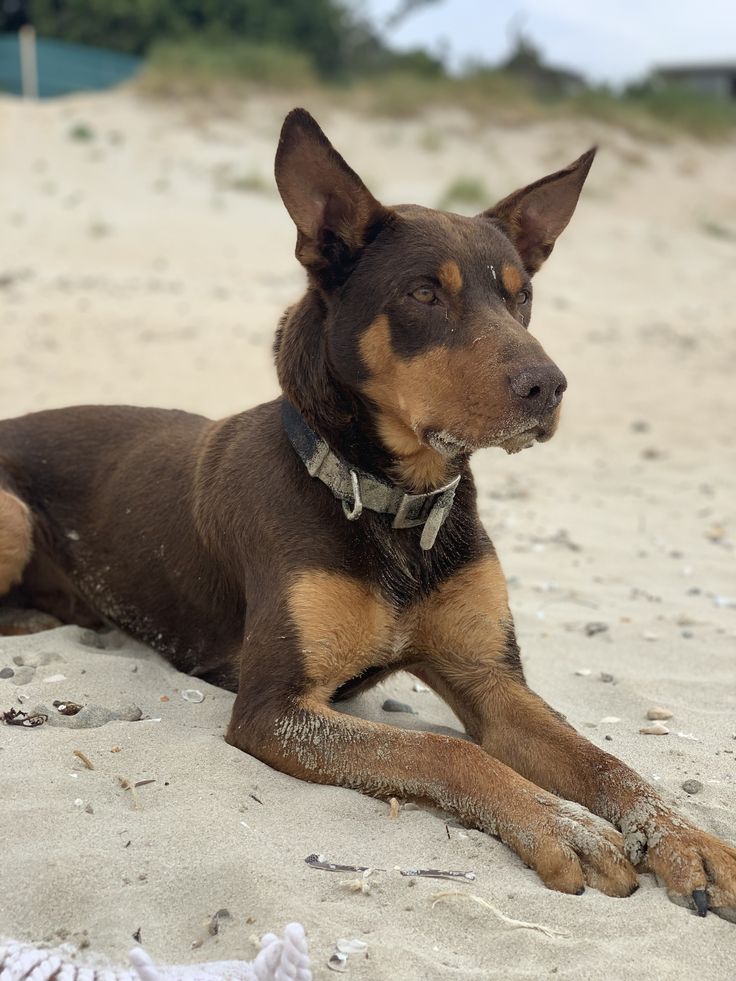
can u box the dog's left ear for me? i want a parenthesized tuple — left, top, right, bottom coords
(482, 148, 596, 276)
(275, 108, 390, 284)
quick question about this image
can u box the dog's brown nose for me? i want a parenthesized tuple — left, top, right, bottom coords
(509, 364, 567, 412)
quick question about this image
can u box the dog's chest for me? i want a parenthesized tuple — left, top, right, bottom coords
(287, 569, 430, 694)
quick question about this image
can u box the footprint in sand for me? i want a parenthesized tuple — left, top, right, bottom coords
(2, 648, 64, 686)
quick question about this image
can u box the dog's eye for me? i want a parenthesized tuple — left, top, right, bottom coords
(411, 287, 437, 305)
(518, 289, 530, 305)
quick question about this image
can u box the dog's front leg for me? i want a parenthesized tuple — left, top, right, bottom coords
(228, 697, 639, 897)
(225, 570, 635, 897)
(412, 555, 736, 918)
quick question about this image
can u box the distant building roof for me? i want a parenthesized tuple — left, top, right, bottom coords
(656, 62, 736, 77)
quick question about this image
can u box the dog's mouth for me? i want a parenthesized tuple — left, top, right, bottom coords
(424, 429, 474, 458)
(495, 419, 557, 454)
(497, 425, 546, 454)
(424, 422, 551, 458)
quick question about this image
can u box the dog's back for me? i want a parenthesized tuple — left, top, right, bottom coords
(0, 404, 245, 676)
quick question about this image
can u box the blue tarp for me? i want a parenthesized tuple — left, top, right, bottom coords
(0, 34, 141, 97)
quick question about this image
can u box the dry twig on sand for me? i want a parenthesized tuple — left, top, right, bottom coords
(73, 749, 94, 770)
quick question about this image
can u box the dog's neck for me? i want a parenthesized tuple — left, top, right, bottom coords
(274, 291, 466, 493)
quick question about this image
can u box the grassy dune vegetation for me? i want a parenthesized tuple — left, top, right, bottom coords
(3, 3, 734, 139)
(138, 38, 736, 141)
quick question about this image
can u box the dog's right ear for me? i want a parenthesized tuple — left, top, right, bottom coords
(275, 109, 390, 285)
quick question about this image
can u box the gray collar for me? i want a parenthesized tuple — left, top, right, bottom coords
(282, 400, 461, 550)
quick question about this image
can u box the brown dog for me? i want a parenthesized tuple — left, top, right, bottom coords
(1, 109, 734, 918)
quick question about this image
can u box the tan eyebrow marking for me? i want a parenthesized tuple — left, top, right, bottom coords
(438, 260, 463, 295)
(500, 263, 524, 295)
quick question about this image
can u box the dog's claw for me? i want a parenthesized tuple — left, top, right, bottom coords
(693, 889, 708, 917)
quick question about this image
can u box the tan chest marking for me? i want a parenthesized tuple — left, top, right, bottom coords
(0, 491, 32, 595)
(288, 570, 399, 700)
(410, 555, 512, 689)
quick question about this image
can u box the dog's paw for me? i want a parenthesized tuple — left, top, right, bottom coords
(500, 794, 639, 897)
(624, 810, 736, 921)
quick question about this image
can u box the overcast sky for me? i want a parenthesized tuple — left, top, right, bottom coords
(362, 0, 735, 86)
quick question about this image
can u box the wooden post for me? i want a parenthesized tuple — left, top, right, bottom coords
(19, 25, 39, 99)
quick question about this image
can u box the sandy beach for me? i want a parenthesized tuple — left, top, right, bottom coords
(1, 89, 735, 979)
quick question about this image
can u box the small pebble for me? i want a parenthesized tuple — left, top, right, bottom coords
(599, 672, 615, 683)
(574, 668, 592, 677)
(641, 447, 664, 460)
(682, 779, 703, 795)
(85, 803, 94, 814)
(412, 682, 429, 693)
(181, 689, 205, 703)
(639, 723, 669, 735)
(0, 666, 14, 679)
(600, 716, 620, 724)
(584, 621, 608, 637)
(78, 629, 105, 650)
(646, 706, 673, 721)
(382, 698, 415, 714)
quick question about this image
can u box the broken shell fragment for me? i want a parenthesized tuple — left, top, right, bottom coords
(327, 951, 348, 973)
(181, 689, 205, 703)
(336, 939, 368, 955)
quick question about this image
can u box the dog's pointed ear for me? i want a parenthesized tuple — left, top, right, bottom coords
(275, 108, 390, 283)
(482, 148, 596, 275)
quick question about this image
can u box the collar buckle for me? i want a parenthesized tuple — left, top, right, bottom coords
(392, 474, 461, 547)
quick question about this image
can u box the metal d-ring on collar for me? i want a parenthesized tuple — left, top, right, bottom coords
(281, 399, 461, 551)
(342, 469, 363, 521)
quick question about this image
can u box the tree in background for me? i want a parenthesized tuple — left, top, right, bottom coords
(0, 0, 356, 76)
